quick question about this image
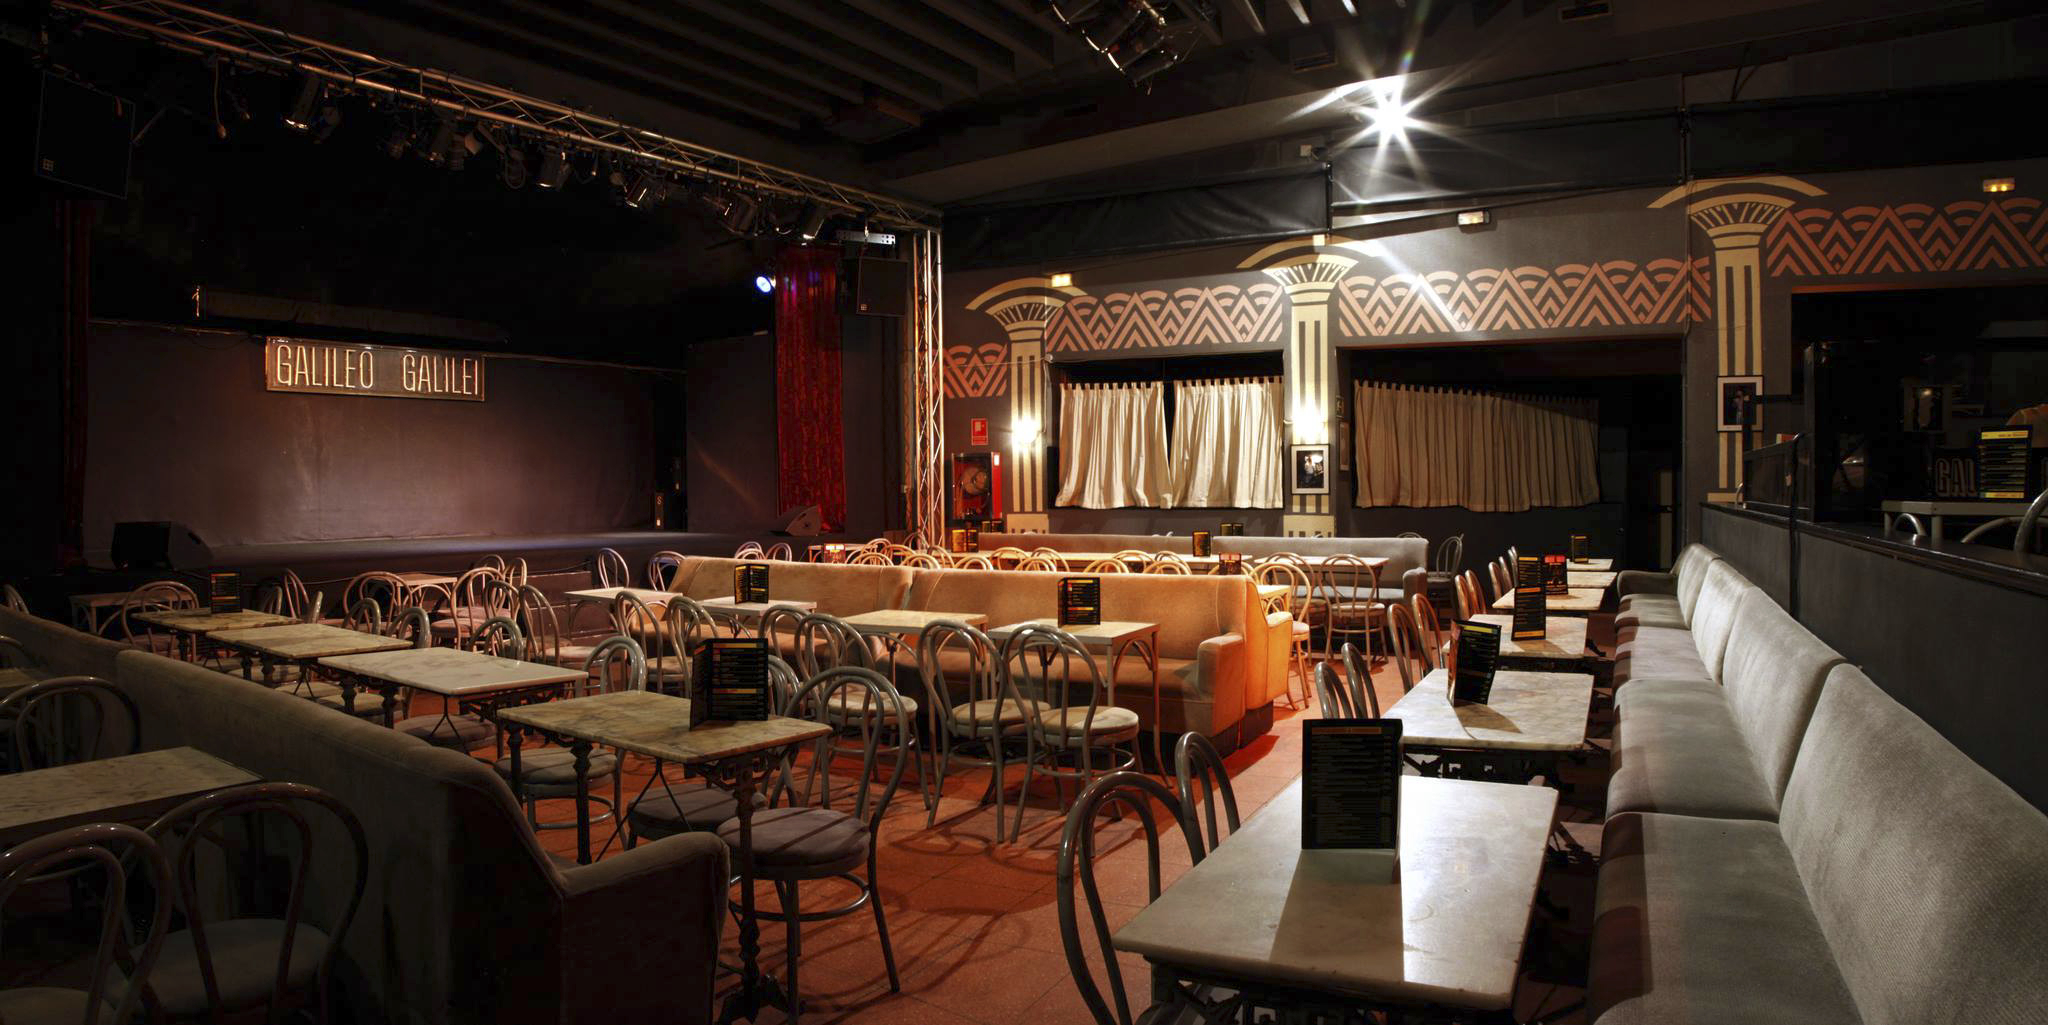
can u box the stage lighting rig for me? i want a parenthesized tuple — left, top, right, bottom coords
(1047, 0, 1188, 87)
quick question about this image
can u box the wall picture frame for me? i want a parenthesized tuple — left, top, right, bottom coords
(1290, 444, 1330, 495)
(1717, 375, 1763, 433)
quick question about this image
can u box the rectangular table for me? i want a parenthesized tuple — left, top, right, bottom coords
(67, 590, 141, 634)
(1565, 557, 1614, 572)
(696, 595, 819, 635)
(1466, 614, 1607, 686)
(209, 623, 412, 691)
(135, 609, 297, 662)
(564, 587, 684, 608)
(0, 747, 258, 845)
(321, 646, 585, 726)
(1490, 587, 1606, 616)
(1114, 776, 1557, 1016)
(1386, 667, 1593, 780)
(498, 690, 830, 1022)
(1566, 570, 1617, 590)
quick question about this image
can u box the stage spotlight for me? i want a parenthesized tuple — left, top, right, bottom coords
(624, 172, 659, 208)
(720, 193, 761, 235)
(283, 73, 322, 131)
(501, 147, 530, 189)
(536, 148, 569, 189)
(382, 122, 414, 159)
(754, 272, 776, 294)
(797, 203, 830, 241)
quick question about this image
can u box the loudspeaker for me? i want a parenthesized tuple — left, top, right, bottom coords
(35, 73, 132, 200)
(111, 521, 213, 570)
(773, 506, 824, 537)
(849, 258, 908, 317)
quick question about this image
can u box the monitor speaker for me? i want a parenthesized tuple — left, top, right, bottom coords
(849, 258, 908, 317)
(773, 506, 824, 537)
(111, 521, 213, 570)
(35, 72, 133, 200)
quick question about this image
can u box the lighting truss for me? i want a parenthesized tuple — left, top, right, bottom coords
(46, 0, 940, 229)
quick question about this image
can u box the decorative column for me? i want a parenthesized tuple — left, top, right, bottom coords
(963, 277, 1079, 533)
(1240, 237, 1358, 537)
(1651, 176, 1825, 500)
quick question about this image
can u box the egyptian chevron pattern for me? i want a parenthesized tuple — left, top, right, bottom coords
(942, 342, 1009, 398)
(1042, 282, 1286, 353)
(1331, 259, 1711, 337)
(1763, 198, 2048, 276)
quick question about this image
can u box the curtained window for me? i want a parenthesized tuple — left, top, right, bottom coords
(1353, 379, 1600, 512)
(1170, 378, 1285, 508)
(1055, 382, 1170, 509)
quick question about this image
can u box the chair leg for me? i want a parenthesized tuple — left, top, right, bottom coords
(782, 879, 803, 1022)
(870, 862, 900, 991)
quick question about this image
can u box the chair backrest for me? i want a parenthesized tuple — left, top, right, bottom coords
(2, 582, 27, 613)
(145, 782, 368, 1025)
(386, 606, 432, 649)
(276, 569, 312, 622)
(662, 596, 719, 661)
(1079, 557, 1129, 573)
(776, 666, 910, 822)
(794, 612, 873, 676)
(1487, 559, 1512, 601)
(581, 635, 647, 695)
(447, 567, 505, 637)
(1408, 592, 1443, 669)
(1456, 570, 1483, 618)
(647, 551, 687, 589)
(953, 554, 996, 570)
(756, 604, 810, 662)
(1385, 602, 1423, 693)
(1340, 641, 1383, 712)
(341, 572, 410, 617)
(1001, 625, 1113, 733)
(1313, 661, 1358, 718)
(2, 676, 141, 770)
(514, 585, 563, 664)
(764, 542, 795, 561)
(611, 592, 676, 668)
(1057, 771, 1205, 1025)
(848, 550, 895, 567)
(468, 615, 526, 660)
(1016, 553, 1062, 572)
(988, 546, 1030, 563)
(1317, 553, 1384, 607)
(113, 581, 198, 642)
(902, 551, 945, 569)
(593, 547, 631, 587)
(1143, 552, 1192, 575)
(343, 597, 384, 636)
(1251, 557, 1312, 619)
(1434, 534, 1465, 573)
(504, 557, 529, 588)
(1174, 731, 1239, 854)
(914, 619, 1000, 715)
(0, 822, 174, 1025)
(733, 541, 765, 559)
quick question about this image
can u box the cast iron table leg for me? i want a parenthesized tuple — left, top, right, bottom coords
(571, 740, 594, 864)
(718, 756, 793, 1023)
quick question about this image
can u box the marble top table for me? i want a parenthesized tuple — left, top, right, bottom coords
(210, 623, 412, 661)
(1114, 776, 1557, 1014)
(1567, 570, 1617, 590)
(135, 609, 296, 633)
(1490, 587, 1606, 616)
(841, 609, 989, 634)
(320, 646, 584, 724)
(1386, 668, 1593, 754)
(1467, 614, 1590, 663)
(698, 596, 818, 617)
(0, 667, 45, 699)
(1566, 557, 1614, 572)
(394, 572, 457, 589)
(68, 590, 145, 632)
(564, 587, 684, 607)
(0, 747, 257, 846)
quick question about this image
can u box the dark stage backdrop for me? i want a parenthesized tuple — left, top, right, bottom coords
(81, 322, 656, 554)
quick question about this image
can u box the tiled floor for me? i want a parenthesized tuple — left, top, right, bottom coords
(506, 658, 1609, 1025)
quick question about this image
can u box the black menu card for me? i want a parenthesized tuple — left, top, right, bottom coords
(1058, 576, 1101, 626)
(981, 518, 1005, 535)
(733, 563, 771, 603)
(1302, 718, 1403, 850)
(1542, 554, 1569, 596)
(1452, 619, 1502, 705)
(1218, 552, 1245, 575)
(1218, 522, 1245, 536)
(950, 527, 979, 553)
(207, 572, 241, 614)
(1192, 531, 1212, 557)
(1978, 428, 2032, 500)
(1569, 534, 1590, 562)
(694, 637, 772, 722)
(1512, 556, 1546, 641)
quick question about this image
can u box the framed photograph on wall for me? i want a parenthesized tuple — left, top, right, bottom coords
(1718, 375, 1763, 433)
(1290, 444, 1330, 495)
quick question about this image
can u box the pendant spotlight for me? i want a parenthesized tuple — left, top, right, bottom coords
(797, 203, 830, 241)
(1048, 1, 1185, 87)
(282, 73, 321, 131)
(535, 148, 570, 189)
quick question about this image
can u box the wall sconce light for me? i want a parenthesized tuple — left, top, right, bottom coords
(1983, 177, 2016, 194)
(1310, 233, 1328, 248)
(1012, 414, 1042, 450)
(1291, 402, 1330, 445)
(1048, 272, 1073, 288)
(1457, 209, 1491, 226)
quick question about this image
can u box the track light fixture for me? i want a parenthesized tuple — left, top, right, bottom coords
(536, 148, 569, 189)
(797, 203, 830, 241)
(282, 73, 321, 131)
(500, 146, 529, 189)
(1048, 0, 1184, 87)
(624, 171, 660, 208)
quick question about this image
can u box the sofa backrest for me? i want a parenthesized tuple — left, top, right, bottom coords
(1688, 559, 1752, 682)
(0, 607, 130, 681)
(669, 557, 913, 617)
(1215, 536, 1429, 581)
(903, 568, 1256, 662)
(978, 532, 1186, 554)
(1779, 665, 2048, 1025)
(1673, 542, 1722, 621)
(111, 649, 567, 1023)
(1718, 591, 1846, 803)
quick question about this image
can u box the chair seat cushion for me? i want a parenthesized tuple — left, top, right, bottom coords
(1035, 704, 1141, 740)
(1608, 681, 1778, 822)
(1613, 625, 1710, 687)
(946, 697, 1042, 732)
(715, 806, 868, 877)
(394, 713, 494, 749)
(1591, 812, 1859, 1025)
(494, 746, 619, 785)
(144, 920, 330, 1015)
(1615, 593, 1685, 631)
(305, 685, 390, 719)
(629, 780, 757, 833)
(824, 690, 919, 720)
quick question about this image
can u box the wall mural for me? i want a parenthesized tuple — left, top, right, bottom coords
(1764, 197, 2048, 277)
(1331, 259, 1711, 337)
(943, 341, 1008, 398)
(1042, 282, 1288, 353)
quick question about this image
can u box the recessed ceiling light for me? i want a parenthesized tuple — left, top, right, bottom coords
(1983, 177, 2016, 194)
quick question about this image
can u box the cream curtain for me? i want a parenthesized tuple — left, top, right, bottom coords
(1353, 379, 1599, 511)
(1170, 378, 1285, 508)
(1056, 382, 1170, 508)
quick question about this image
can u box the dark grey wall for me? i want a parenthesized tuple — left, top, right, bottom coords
(683, 331, 779, 533)
(1701, 505, 1792, 607)
(840, 314, 904, 538)
(1704, 505, 2048, 811)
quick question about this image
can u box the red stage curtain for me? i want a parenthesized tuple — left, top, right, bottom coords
(775, 245, 846, 531)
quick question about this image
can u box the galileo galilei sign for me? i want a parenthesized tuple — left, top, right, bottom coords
(263, 337, 486, 402)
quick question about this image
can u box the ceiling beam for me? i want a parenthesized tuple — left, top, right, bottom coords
(843, 0, 1018, 82)
(1221, 0, 1266, 35)
(672, 0, 948, 108)
(1280, 0, 1310, 27)
(920, 0, 1056, 70)
(491, 0, 836, 118)
(585, 0, 871, 104)
(1169, 0, 1224, 44)
(755, 0, 981, 95)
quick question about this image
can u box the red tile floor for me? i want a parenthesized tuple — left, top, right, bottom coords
(503, 656, 1610, 1025)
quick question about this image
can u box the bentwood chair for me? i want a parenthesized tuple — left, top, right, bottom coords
(1250, 558, 1315, 708)
(1456, 570, 1485, 619)
(1143, 552, 1193, 575)
(718, 666, 910, 1021)
(292, 600, 392, 719)
(848, 549, 895, 567)
(2, 677, 140, 770)
(953, 553, 996, 570)
(109, 581, 199, 655)
(796, 613, 929, 811)
(1410, 592, 1445, 668)
(1080, 557, 1130, 574)
(1057, 772, 1223, 1025)
(1016, 553, 1063, 572)
(1, 583, 26, 613)
(472, 554, 507, 575)
(612, 592, 689, 693)
(1385, 602, 1428, 693)
(733, 541, 766, 559)
(1340, 641, 1384, 713)
(594, 547, 631, 587)
(515, 584, 595, 669)
(1317, 553, 1386, 667)
(1489, 558, 1514, 603)
(497, 636, 638, 832)
(625, 654, 798, 847)
(390, 613, 499, 754)
(1314, 661, 1361, 719)
(0, 823, 174, 1025)
(1002, 625, 1140, 839)
(764, 542, 796, 561)
(1435, 534, 1466, 573)
(916, 619, 1037, 839)
(1173, 732, 1239, 855)
(662, 595, 719, 661)
(140, 782, 367, 1025)
(329, 571, 409, 626)
(428, 566, 506, 645)
(647, 550, 688, 590)
(901, 551, 946, 569)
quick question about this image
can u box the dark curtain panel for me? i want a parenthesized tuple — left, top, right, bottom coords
(775, 245, 847, 531)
